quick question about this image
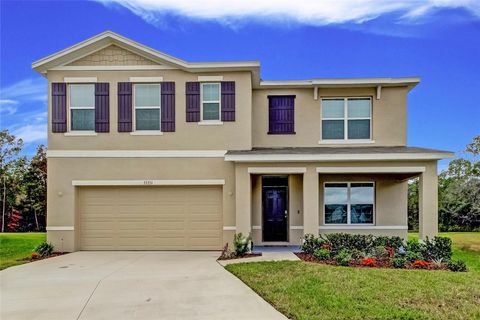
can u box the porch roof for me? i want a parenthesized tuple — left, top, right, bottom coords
(224, 146, 453, 162)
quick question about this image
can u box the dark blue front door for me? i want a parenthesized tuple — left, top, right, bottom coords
(263, 187, 288, 241)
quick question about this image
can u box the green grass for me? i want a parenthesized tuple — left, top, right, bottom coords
(226, 232, 480, 320)
(0, 233, 46, 270)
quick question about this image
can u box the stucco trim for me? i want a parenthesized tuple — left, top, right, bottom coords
(52, 65, 174, 71)
(129, 76, 164, 82)
(316, 166, 426, 173)
(290, 226, 304, 230)
(248, 167, 307, 174)
(46, 226, 74, 231)
(223, 226, 236, 231)
(72, 179, 225, 186)
(198, 75, 224, 81)
(225, 153, 452, 162)
(319, 225, 407, 230)
(64, 77, 98, 83)
(47, 150, 227, 158)
(252, 226, 262, 230)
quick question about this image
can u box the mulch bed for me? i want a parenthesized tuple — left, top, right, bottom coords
(294, 252, 448, 270)
(217, 253, 262, 261)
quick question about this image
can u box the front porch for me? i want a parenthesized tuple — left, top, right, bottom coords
(233, 161, 440, 245)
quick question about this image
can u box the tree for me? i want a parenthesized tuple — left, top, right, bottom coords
(20, 145, 47, 231)
(0, 130, 23, 232)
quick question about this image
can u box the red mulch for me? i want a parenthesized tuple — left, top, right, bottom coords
(217, 253, 262, 261)
(294, 253, 448, 271)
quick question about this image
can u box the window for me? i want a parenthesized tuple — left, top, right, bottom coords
(70, 84, 95, 131)
(201, 83, 220, 121)
(321, 98, 371, 140)
(324, 182, 374, 224)
(134, 84, 161, 131)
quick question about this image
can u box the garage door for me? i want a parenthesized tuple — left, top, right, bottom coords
(79, 186, 222, 250)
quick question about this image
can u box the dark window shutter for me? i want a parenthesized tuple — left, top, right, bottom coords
(117, 82, 132, 132)
(95, 83, 109, 132)
(51, 83, 67, 133)
(221, 81, 235, 121)
(185, 82, 200, 122)
(161, 82, 175, 132)
(268, 95, 295, 134)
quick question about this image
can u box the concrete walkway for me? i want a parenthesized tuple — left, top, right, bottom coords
(218, 252, 300, 266)
(1, 251, 287, 320)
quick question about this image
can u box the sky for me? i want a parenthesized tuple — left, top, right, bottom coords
(1, 0, 479, 170)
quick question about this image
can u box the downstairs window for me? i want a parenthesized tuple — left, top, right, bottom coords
(324, 182, 374, 224)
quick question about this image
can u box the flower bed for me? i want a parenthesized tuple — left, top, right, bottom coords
(297, 233, 467, 272)
(218, 232, 262, 260)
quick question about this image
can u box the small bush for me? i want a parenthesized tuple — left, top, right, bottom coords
(424, 236, 452, 261)
(31, 252, 41, 259)
(361, 258, 376, 267)
(373, 236, 403, 250)
(372, 245, 389, 259)
(335, 249, 352, 266)
(350, 248, 366, 260)
(301, 234, 325, 254)
(405, 251, 423, 262)
(313, 248, 331, 260)
(392, 255, 406, 268)
(219, 243, 236, 260)
(412, 260, 430, 269)
(233, 233, 252, 256)
(34, 242, 53, 257)
(447, 260, 467, 272)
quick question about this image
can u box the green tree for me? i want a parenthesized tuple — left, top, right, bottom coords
(0, 130, 24, 232)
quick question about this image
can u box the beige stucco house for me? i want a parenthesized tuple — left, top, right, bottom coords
(33, 31, 452, 252)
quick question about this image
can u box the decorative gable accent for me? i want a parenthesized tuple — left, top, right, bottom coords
(67, 45, 157, 66)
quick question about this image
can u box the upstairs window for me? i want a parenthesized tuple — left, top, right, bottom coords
(321, 98, 371, 141)
(134, 84, 161, 131)
(324, 182, 375, 225)
(70, 84, 95, 131)
(201, 83, 221, 121)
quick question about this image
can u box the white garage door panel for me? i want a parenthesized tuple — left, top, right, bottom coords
(79, 186, 222, 250)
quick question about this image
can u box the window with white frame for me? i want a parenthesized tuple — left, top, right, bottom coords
(134, 84, 161, 131)
(324, 182, 374, 224)
(201, 83, 221, 121)
(321, 98, 371, 140)
(70, 84, 95, 131)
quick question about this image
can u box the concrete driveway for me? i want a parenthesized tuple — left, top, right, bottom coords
(1, 252, 287, 320)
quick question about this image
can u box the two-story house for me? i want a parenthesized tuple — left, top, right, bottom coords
(33, 31, 452, 252)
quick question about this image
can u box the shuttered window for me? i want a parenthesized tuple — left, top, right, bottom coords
(70, 84, 95, 131)
(201, 83, 221, 121)
(268, 95, 295, 134)
(134, 84, 161, 131)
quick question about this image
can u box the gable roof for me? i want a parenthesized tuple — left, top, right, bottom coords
(32, 31, 261, 77)
(32, 31, 420, 90)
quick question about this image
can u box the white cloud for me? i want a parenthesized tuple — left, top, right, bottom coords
(0, 99, 19, 115)
(0, 78, 47, 109)
(97, 0, 480, 26)
(12, 124, 47, 144)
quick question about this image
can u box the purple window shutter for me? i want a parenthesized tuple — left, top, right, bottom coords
(161, 82, 175, 132)
(51, 83, 67, 133)
(95, 83, 109, 132)
(268, 95, 295, 134)
(221, 81, 235, 121)
(185, 82, 200, 122)
(117, 82, 132, 132)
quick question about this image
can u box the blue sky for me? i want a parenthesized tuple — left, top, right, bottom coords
(1, 0, 479, 170)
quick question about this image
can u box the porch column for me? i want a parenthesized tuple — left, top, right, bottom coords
(419, 161, 438, 240)
(303, 167, 319, 236)
(235, 165, 251, 235)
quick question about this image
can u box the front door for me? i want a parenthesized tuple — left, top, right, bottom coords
(263, 187, 288, 242)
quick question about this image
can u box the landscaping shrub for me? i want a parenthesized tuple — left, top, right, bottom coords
(412, 260, 430, 269)
(372, 245, 389, 259)
(301, 234, 325, 254)
(423, 236, 453, 261)
(233, 233, 252, 256)
(350, 248, 366, 260)
(392, 255, 407, 268)
(325, 233, 374, 255)
(373, 236, 403, 250)
(313, 248, 330, 260)
(405, 250, 423, 262)
(447, 260, 467, 272)
(34, 242, 53, 257)
(335, 249, 352, 266)
(361, 258, 376, 267)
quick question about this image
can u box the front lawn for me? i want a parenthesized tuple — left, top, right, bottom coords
(0, 233, 46, 270)
(226, 232, 480, 320)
